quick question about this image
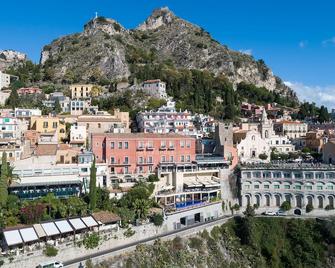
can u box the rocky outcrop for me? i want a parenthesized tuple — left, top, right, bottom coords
(39, 7, 296, 99)
(0, 50, 27, 71)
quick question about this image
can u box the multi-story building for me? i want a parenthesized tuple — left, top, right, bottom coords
(70, 84, 94, 99)
(78, 110, 130, 138)
(17, 87, 42, 95)
(0, 71, 11, 90)
(30, 116, 66, 142)
(274, 120, 308, 139)
(92, 133, 196, 176)
(0, 117, 27, 141)
(70, 125, 87, 147)
(43, 92, 70, 113)
(136, 100, 197, 136)
(15, 108, 42, 119)
(305, 131, 327, 153)
(240, 162, 335, 214)
(142, 79, 167, 99)
(70, 100, 90, 115)
(0, 90, 10, 105)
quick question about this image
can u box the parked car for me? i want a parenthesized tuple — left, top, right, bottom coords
(263, 211, 277, 216)
(276, 210, 286, 216)
(36, 261, 64, 268)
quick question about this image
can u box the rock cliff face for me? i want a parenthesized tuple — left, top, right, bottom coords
(40, 7, 296, 98)
(0, 50, 27, 71)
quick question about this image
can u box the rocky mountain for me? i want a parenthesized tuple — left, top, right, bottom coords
(0, 50, 27, 71)
(40, 7, 296, 99)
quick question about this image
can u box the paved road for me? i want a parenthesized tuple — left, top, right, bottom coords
(63, 215, 234, 267)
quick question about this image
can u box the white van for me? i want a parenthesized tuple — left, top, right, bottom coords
(36, 261, 64, 268)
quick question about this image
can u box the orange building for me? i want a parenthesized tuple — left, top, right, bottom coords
(92, 133, 196, 175)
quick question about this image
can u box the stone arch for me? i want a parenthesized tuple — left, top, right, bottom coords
(317, 196, 324, 208)
(307, 195, 314, 206)
(255, 194, 261, 207)
(284, 194, 292, 204)
(265, 195, 271, 206)
(296, 195, 303, 208)
(328, 196, 334, 208)
(245, 195, 251, 206)
(274, 194, 281, 207)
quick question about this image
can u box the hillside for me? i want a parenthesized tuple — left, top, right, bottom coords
(40, 7, 297, 100)
(0, 50, 27, 71)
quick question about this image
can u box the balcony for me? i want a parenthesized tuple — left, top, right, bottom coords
(146, 146, 154, 151)
(137, 146, 145, 151)
(109, 160, 130, 166)
(159, 145, 167, 151)
(168, 146, 175, 150)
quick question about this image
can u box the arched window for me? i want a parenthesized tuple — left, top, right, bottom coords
(252, 135, 255, 141)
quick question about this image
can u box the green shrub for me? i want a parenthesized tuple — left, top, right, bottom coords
(147, 174, 159, 182)
(259, 153, 268, 160)
(83, 233, 100, 249)
(43, 245, 58, 257)
(280, 201, 291, 211)
(188, 237, 203, 250)
(152, 213, 164, 226)
(124, 227, 135, 237)
(325, 205, 334, 210)
(306, 204, 314, 213)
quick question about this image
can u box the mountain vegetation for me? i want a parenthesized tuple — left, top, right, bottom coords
(97, 217, 335, 268)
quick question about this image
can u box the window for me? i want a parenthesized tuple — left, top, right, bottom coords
(317, 186, 323, 190)
(161, 141, 166, 148)
(111, 142, 114, 149)
(315, 173, 323, 179)
(305, 173, 313, 179)
(118, 142, 122, 149)
(169, 141, 174, 149)
(138, 157, 143, 164)
(52, 122, 58, 128)
(147, 141, 153, 148)
(161, 156, 166, 162)
(284, 185, 290, 189)
(181, 155, 185, 162)
(98, 123, 101, 128)
(125, 142, 129, 149)
(180, 141, 185, 148)
(295, 185, 302, 190)
(110, 157, 115, 164)
(186, 141, 191, 148)
(264, 184, 270, 189)
(305, 185, 312, 190)
(284, 172, 291, 178)
(274, 185, 280, 189)
(244, 185, 250, 190)
(327, 185, 334, 190)
(254, 185, 260, 189)
(186, 155, 190, 162)
(294, 173, 302, 179)
(124, 157, 129, 164)
(138, 141, 144, 149)
(148, 156, 153, 163)
(43, 122, 48, 128)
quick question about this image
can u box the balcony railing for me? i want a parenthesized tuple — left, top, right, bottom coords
(137, 146, 145, 151)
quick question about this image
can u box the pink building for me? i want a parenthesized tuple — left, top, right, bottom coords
(92, 133, 196, 175)
(17, 87, 42, 95)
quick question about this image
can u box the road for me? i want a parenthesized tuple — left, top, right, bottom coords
(63, 215, 234, 267)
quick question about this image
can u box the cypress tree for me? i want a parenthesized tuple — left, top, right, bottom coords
(0, 153, 9, 208)
(89, 156, 97, 211)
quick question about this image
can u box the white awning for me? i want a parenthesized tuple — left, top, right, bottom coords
(19, 227, 38, 243)
(81, 216, 98, 228)
(68, 218, 86, 230)
(41, 222, 60, 236)
(54, 220, 73, 234)
(4, 230, 23, 246)
(33, 224, 46, 238)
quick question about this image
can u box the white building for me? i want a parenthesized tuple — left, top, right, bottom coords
(70, 100, 90, 115)
(15, 108, 42, 119)
(136, 100, 198, 136)
(70, 125, 87, 146)
(274, 120, 308, 139)
(142, 79, 167, 99)
(240, 163, 335, 214)
(237, 130, 271, 163)
(0, 116, 27, 141)
(0, 90, 10, 105)
(0, 72, 11, 90)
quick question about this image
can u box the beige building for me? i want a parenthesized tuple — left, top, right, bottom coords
(70, 84, 94, 99)
(30, 116, 66, 142)
(274, 120, 308, 139)
(78, 109, 130, 138)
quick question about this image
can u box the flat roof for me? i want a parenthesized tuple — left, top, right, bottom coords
(41, 222, 60, 236)
(68, 218, 86, 230)
(4, 230, 23, 246)
(19, 227, 39, 243)
(81, 216, 98, 228)
(54, 220, 73, 234)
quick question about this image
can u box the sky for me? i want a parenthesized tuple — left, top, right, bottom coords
(1, 0, 335, 108)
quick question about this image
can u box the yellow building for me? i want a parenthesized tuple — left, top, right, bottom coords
(30, 116, 66, 142)
(70, 84, 94, 99)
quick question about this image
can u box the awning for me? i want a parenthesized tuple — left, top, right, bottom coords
(54, 220, 73, 234)
(33, 224, 46, 238)
(68, 218, 86, 230)
(81, 216, 98, 228)
(184, 181, 203, 187)
(4, 230, 23, 246)
(41, 222, 60, 236)
(19, 227, 38, 243)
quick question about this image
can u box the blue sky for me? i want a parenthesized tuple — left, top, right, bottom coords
(1, 0, 335, 107)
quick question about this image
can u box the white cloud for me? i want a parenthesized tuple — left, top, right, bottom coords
(322, 36, 335, 46)
(285, 81, 335, 109)
(299, 40, 308, 48)
(239, 49, 252, 55)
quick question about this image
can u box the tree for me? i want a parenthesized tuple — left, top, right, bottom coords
(54, 99, 62, 114)
(318, 105, 330, 123)
(280, 201, 291, 211)
(243, 204, 255, 217)
(83, 233, 100, 249)
(6, 88, 20, 108)
(152, 213, 164, 226)
(0, 153, 9, 207)
(306, 204, 314, 213)
(89, 157, 97, 211)
(133, 199, 150, 220)
(147, 174, 159, 182)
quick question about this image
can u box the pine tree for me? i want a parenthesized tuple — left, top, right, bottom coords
(89, 156, 97, 211)
(6, 88, 20, 109)
(0, 153, 9, 208)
